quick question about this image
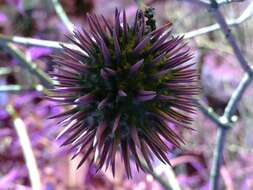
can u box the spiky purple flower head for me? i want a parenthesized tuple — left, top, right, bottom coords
(48, 8, 199, 177)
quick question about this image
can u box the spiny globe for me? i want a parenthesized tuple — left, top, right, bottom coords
(48, 8, 199, 177)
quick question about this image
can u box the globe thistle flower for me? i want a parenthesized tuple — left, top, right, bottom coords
(48, 8, 199, 177)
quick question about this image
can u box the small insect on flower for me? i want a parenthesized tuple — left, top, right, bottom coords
(47, 8, 199, 177)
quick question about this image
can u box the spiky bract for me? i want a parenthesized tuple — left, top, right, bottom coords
(48, 8, 199, 177)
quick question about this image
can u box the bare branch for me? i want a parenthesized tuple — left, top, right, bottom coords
(183, 1, 253, 189)
(196, 100, 228, 128)
(178, 0, 210, 7)
(223, 73, 253, 120)
(217, 0, 246, 6)
(184, 2, 253, 39)
(208, 4, 252, 72)
(210, 126, 228, 190)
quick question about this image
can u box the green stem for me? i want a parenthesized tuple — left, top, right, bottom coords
(0, 34, 75, 50)
(52, 0, 74, 33)
(0, 85, 23, 92)
(2, 43, 54, 88)
(0, 67, 12, 75)
(135, 0, 147, 9)
(0, 84, 44, 92)
(140, 160, 181, 190)
(6, 105, 42, 190)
